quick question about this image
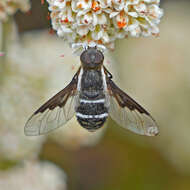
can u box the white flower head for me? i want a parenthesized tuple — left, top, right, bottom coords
(0, 161, 67, 190)
(0, 0, 31, 22)
(47, 0, 163, 50)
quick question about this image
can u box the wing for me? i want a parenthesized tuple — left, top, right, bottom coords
(106, 78, 159, 136)
(24, 72, 79, 136)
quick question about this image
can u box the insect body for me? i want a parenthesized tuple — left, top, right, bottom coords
(76, 69, 108, 131)
(24, 47, 159, 136)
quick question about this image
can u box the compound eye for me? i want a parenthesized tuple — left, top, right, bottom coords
(94, 51, 104, 64)
(80, 51, 90, 64)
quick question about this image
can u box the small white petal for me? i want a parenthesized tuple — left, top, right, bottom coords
(97, 14, 107, 24)
(92, 13, 98, 26)
(110, 12, 119, 18)
(128, 12, 138, 18)
(77, 26, 89, 36)
(61, 26, 73, 33)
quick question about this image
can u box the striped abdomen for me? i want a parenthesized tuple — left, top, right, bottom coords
(76, 97, 108, 131)
(76, 69, 108, 131)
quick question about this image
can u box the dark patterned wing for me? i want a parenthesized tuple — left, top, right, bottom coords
(24, 73, 78, 136)
(106, 79, 159, 136)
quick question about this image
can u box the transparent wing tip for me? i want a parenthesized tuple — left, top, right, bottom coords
(24, 115, 40, 136)
(146, 126, 159, 136)
(143, 114, 159, 136)
(24, 113, 46, 136)
(24, 128, 39, 136)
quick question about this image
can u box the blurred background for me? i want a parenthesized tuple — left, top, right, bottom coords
(1, 0, 190, 189)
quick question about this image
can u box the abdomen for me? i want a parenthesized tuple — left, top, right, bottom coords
(76, 69, 108, 131)
(76, 97, 108, 131)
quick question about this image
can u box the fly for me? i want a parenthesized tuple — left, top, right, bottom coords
(24, 47, 159, 136)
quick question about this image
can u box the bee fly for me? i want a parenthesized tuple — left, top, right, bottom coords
(24, 47, 159, 136)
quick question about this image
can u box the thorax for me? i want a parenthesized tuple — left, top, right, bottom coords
(81, 69, 103, 90)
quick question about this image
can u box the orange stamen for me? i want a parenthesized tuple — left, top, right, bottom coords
(61, 17, 69, 23)
(117, 21, 126, 29)
(92, 1, 100, 12)
(47, 12, 51, 20)
(119, 10, 125, 17)
(77, 3, 83, 9)
(66, 1, 71, 6)
(97, 40, 103, 44)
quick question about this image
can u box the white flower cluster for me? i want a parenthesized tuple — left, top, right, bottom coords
(0, 0, 30, 21)
(0, 161, 67, 190)
(47, 0, 163, 49)
(0, 71, 46, 161)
